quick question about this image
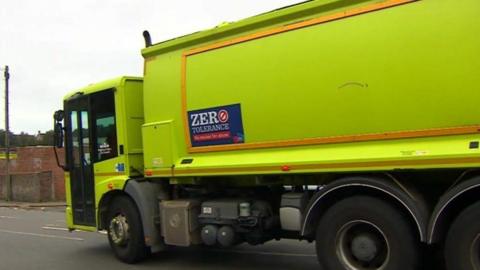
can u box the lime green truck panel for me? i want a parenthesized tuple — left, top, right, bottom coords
(141, 0, 480, 177)
(142, 121, 175, 170)
(116, 78, 144, 176)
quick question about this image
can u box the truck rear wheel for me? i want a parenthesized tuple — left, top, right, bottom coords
(107, 196, 150, 264)
(445, 200, 480, 270)
(315, 196, 419, 270)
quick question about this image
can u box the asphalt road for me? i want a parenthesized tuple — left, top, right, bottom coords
(0, 207, 318, 270)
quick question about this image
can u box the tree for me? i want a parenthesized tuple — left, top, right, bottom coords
(40, 130, 54, 146)
(0, 129, 54, 147)
(12, 132, 36, 147)
(0, 129, 14, 148)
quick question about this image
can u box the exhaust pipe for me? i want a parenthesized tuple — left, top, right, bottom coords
(143, 30, 152, 48)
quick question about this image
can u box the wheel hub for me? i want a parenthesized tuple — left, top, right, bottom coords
(109, 214, 129, 246)
(336, 220, 390, 270)
(351, 233, 379, 262)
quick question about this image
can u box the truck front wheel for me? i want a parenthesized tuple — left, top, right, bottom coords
(107, 196, 150, 264)
(445, 200, 480, 270)
(315, 196, 419, 270)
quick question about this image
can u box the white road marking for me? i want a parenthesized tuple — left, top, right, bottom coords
(44, 224, 62, 227)
(42, 226, 107, 236)
(0, 229, 84, 241)
(0, 216, 19, 219)
(210, 249, 316, 258)
(42, 226, 90, 233)
(42, 226, 70, 231)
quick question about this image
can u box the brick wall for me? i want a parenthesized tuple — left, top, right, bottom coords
(0, 147, 65, 201)
(0, 172, 54, 202)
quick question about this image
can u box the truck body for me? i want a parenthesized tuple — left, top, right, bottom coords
(55, 0, 480, 269)
(142, 0, 480, 178)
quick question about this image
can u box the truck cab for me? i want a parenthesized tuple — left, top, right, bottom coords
(57, 77, 143, 230)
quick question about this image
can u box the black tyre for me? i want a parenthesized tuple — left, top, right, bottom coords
(445, 201, 480, 270)
(315, 196, 420, 270)
(107, 196, 150, 264)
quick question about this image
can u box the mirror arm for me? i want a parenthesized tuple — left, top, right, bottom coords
(53, 144, 67, 171)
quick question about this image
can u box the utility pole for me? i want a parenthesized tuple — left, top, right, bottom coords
(4, 66, 11, 201)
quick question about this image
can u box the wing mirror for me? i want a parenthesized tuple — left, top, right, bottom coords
(53, 110, 64, 148)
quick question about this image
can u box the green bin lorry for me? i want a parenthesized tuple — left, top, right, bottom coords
(53, 0, 480, 269)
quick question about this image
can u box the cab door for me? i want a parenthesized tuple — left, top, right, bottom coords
(65, 96, 96, 226)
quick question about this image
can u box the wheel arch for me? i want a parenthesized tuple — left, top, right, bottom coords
(123, 179, 168, 252)
(98, 189, 127, 230)
(98, 179, 169, 252)
(428, 176, 480, 244)
(301, 175, 429, 243)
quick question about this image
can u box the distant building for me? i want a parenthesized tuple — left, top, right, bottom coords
(36, 130, 45, 142)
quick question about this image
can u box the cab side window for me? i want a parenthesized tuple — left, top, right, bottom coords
(91, 90, 118, 162)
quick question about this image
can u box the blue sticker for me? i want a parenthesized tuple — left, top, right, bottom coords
(188, 104, 245, 147)
(115, 163, 125, 172)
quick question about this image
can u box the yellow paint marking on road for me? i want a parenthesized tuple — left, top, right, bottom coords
(0, 229, 84, 241)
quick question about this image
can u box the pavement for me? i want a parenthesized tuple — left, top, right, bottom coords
(0, 200, 66, 209)
(0, 206, 318, 270)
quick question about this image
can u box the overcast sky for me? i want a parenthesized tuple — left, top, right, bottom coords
(0, 0, 303, 134)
